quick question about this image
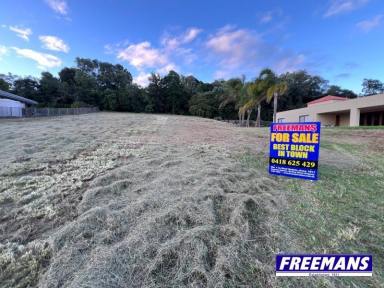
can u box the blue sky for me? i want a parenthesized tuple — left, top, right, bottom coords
(0, 0, 383, 92)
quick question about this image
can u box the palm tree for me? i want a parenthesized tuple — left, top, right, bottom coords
(218, 78, 243, 124)
(266, 81, 288, 122)
(242, 69, 277, 127)
(245, 83, 264, 127)
(256, 68, 288, 122)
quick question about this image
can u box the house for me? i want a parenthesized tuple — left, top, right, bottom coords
(0, 89, 38, 117)
(276, 94, 384, 127)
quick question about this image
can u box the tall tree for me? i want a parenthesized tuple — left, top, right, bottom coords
(246, 81, 265, 127)
(146, 73, 164, 113)
(39, 72, 62, 105)
(219, 77, 246, 124)
(278, 71, 327, 113)
(267, 81, 288, 123)
(59, 67, 78, 105)
(161, 71, 186, 114)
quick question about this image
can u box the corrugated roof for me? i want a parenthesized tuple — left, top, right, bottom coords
(307, 95, 347, 106)
(0, 89, 38, 105)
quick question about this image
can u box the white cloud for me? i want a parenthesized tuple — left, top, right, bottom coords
(183, 28, 202, 43)
(356, 14, 383, 32)
(39, 35, 70, 52)
(260, 12, 273, 23)
(133, 72, 151, 87)
(206, 26, 263, 68)
(117, 41, 167, 69)
(12, 47, 62, 69)
(162, 27, 202, 51)
(157, 63, 178, 75)
(117, 41, 177, 75)
(206, 26, 309, 79)
(0, 45, 7, 60)
(9, 26, 32, 41)
(324, 0, 369, 17)
(275, 54, 306, 73)
(45, 0, 68, 15)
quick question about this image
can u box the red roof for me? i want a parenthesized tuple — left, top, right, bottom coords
(307, 95, 347, 106)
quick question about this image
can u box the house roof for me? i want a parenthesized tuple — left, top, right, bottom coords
(0, 89, 38, 105)
(307, 95, 347, 106)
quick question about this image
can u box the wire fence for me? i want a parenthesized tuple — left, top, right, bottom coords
(220, 119, 271, 127)
(22, 107, 99, 118)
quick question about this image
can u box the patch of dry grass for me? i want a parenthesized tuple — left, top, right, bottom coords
(0, 113, 282, 287)
(1, 113, 382, 287)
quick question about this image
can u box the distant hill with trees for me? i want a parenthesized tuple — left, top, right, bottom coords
(1, 56, 379, 123)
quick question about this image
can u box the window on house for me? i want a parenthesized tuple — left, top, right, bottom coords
(277, 118, 285, 123)
(299, 115, 310, 122)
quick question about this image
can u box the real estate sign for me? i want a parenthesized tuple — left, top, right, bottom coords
(269, 122, 321, 180)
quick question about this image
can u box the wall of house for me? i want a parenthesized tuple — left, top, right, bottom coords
(276, 107, 316, 123)
(277, 93, 384, 126)
(339, 113, 350, 126)
(316, 114, 335, 126)
(0, 99, 25, 117)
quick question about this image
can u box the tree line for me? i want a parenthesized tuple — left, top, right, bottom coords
(1, 57, 382, 124)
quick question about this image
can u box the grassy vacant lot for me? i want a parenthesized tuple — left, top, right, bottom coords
(0, 112, 383, 288)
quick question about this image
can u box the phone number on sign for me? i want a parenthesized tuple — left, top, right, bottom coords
(270, 158, 317, 168)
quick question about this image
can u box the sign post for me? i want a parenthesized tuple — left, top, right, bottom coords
(269, 122, 321, 180)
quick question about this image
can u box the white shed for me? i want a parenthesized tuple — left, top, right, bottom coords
(0, 89, 38, 117)
(0, 99, 25, 117)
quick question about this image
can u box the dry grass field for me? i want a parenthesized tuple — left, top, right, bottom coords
(0, 112, 383, 287)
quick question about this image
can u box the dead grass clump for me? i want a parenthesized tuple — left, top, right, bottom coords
(35, 140, 282, 287)
(1, 113, 287, 287)
(0, 241, 51, 288)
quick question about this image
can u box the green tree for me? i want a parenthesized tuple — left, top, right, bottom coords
(189, 91, 220, 118)
(255, 68, 289, 123)
(0, 78, 10, 91)
(267, 81, 288, 123)
(278, 71, 327, 113)
(118, 84, 147, 112)
(74, 70, 99, 106)
(362, 79, 384, 96)
(218, 77, 248, 124)
(97, 62, 132, 90)
(325, 85, 357, 98)
(103, 89, 118, 110)
(161, 71, 187, 114)
(59, 67, 78, 105)
(146, 73, 164, 113)
(12, 78, 40, 103)
(246, 81, 266, 127)
(39, 72, 62, 105)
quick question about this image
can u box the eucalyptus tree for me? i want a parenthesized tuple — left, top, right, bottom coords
(362, 79, 384, 96)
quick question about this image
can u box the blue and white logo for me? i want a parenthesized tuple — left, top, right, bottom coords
(276, 254, 372, 277)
